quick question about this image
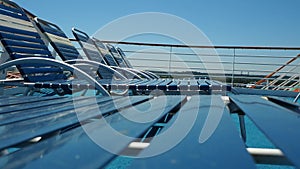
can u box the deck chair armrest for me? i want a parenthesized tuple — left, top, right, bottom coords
(142, 70, 160, 79)
(0, 57, 110, 96)
(65, 59, 127, 80)
(126, 68, 152, 79)
(111, 66, 143, 80)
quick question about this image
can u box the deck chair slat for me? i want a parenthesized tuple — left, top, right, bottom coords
(0, 4, 28, 21)
(45, 33, 74, 47)
(53, 44, 82, 59)
(21, 67, 64, 74)
(5, 46, 51, 56)
(98, 47, 109, 55)
(0, 95, 183, 169)
(130, 95, 256, 169)
(0, 17, 36, 33)
(81, 41, 99, 52)
(84, 49, 106, 63)
(98, 95, 186, 137)
(54, 45, 78, 54)
(0, 13, 33, 27)
(0, 96, 117, 125)
(25, 73, 67, 82)
(0, 31, 45, 44)
(0, 122, 118, 169)
(11, 53, 53, 59)
(0, 3, 25, 15)
(3, 39, 49, 50)
(0, 25, 40, 38)
(0, 95, 66, 106)
(54, 42, 79, 52)
(0, 95, 152, 151)
(38, 23, 67, 38)
(59, 51, 81, 60)
(230, 95, 300, 168)
(43, 32, 82, 60)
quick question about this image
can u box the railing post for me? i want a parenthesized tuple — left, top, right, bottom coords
(168, 46, 173, 75)
(231, 48, 236, 86)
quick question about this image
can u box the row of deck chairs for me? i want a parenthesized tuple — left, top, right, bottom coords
(72, 27, 159, 80)
(1, 0, 300, 169)
(0, 0, 230, 96)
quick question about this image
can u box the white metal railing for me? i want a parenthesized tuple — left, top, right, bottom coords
(101, 41, 300, 91)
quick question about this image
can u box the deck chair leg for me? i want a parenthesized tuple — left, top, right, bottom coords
(0, 56, 7, 95)
(227, 101, 247, 143)
(23, 86, 34, 96)
(80, 89, 88, 96)
(238, 114, 247, 143)
(0, 70, 4, 95)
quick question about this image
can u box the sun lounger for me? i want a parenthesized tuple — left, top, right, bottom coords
(0, 0, 109, 96)
(72, 28, 152, 79)
(107, 43, 160, 79)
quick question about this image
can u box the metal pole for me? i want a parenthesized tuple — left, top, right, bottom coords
(231, 48, 236, 86)
(169, 46, 172, 75)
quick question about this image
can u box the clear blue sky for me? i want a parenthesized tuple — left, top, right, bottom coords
(14, 0, 300, 47)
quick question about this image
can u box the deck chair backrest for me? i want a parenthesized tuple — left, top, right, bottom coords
(72, 28, 106, 64)
(92, 38, 119, 67)
(0, 0, 66, 82)
(116, 47, 133, 68)
(34, 18, 83, 61)
(106, 43, 128, 68)
(115, 46, 159, 79)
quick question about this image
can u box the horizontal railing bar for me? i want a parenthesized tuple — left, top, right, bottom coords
(102, 40, 300, 50)
(135, 63, 298, 71)
(125, 50, 298, 59)
(129, 58, 300, 67)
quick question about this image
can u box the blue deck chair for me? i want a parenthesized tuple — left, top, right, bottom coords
(72, 28, 152, 80)
(106, 43, 160, 79)
(92, 38, 154, 80)
(115, 46, 160, 79)
(0, 0, 111, 96)
(105, 44, 128, 68)
(26, 16, 127, 82)
(30, 17, 141, 81)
